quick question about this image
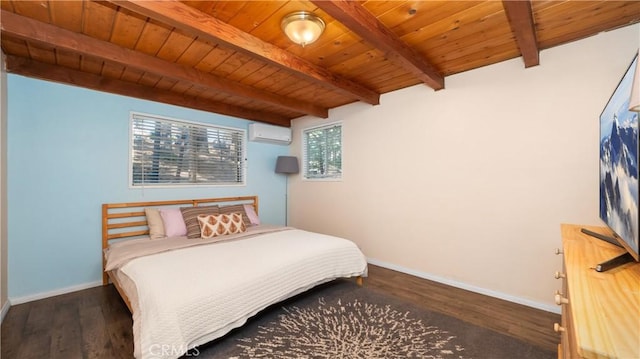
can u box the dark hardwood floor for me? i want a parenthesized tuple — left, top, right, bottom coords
(1, 264, 560, 358)
(2, 282, 133, 359)
(364, 265, 560, 352)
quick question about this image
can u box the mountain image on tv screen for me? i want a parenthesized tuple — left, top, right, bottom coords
(600, 55, 639, 254)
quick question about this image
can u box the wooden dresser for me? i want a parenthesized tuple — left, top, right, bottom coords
(555, 224, 640, 359)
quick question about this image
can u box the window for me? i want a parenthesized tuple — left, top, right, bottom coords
(303, 122, 342, 180)
(130, 112, 246, 187)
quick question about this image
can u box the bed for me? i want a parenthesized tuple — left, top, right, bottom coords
(102, 196, 368, 359)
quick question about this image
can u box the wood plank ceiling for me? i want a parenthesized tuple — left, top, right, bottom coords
(2, 1, 639, 127)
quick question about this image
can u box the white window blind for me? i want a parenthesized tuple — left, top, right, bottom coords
(130, 112, 246, 186)
(303, 122, 342, 180)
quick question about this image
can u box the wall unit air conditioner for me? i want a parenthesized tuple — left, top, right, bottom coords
(248, 123, 292, 145)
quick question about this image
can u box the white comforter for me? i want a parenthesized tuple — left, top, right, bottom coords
(107, 227, 368, 359)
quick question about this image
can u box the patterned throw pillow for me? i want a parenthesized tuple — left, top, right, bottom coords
(180, 205, 220, 239)
(219, 204, 251, 227)
(197, 212, 246, 238)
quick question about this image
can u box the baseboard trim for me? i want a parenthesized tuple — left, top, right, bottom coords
(9, 280, 103, 305)
(367, 258, 560, 314)
(0, 300, 10, 324)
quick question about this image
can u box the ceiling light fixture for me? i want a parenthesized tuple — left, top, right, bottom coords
(281, 11, 325, 47)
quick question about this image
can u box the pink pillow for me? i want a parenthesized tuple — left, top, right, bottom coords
(243, 204, 260, 225)
(159, 207, 187, 237)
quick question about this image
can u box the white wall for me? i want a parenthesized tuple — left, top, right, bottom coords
(289, 25, 640, 311)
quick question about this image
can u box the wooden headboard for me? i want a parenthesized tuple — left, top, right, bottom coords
(102, 195, 258, 284)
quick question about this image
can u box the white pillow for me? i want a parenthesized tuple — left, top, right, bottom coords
(145, 208, 166, 239)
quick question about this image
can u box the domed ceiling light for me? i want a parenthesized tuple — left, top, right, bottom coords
(281, 11, 325, 47)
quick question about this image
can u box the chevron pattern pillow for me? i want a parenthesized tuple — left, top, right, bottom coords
(197, 212, 246, 238)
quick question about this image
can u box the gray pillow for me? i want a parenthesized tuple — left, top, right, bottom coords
(180, 205, 220, 239)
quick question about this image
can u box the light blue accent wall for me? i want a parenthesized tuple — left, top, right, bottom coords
(7, 75, 289, 298)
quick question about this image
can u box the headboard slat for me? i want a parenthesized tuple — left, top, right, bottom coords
(107, 211, 145, 219)
(105, 199, 196, 208)
(107, 221, 148, 230)
(108, 230, 150, 240)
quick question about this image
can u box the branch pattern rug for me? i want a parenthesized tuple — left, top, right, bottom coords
(190, 280, 554, 359)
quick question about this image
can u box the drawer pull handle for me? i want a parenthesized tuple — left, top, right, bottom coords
(554, 323, 566, 333)
(555, 293, 569, 305)
(554, 271, 566, 279)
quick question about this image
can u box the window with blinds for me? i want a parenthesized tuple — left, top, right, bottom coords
(130, 112, 246, 186)
(302, 122, 342, 180)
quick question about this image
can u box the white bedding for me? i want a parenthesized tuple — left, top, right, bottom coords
(108, 227, 368, 359)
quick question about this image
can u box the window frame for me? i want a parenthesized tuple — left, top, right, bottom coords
(302, 121, 343, 181)
(128, 111, 247, 188)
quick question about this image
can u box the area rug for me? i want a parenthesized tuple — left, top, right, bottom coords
(189, 280, 555, 359)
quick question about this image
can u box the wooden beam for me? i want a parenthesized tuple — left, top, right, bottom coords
(0, 10, 327, 118)
(107, 0, 380, 105)
(5, 56, 291, 127)
(312, 0, 444, 90)
(502, 0, 539, 68)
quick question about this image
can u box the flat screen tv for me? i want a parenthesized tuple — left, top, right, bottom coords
(593, 51, 640, 271)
